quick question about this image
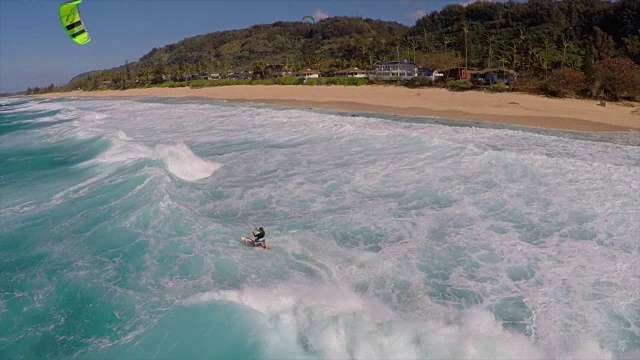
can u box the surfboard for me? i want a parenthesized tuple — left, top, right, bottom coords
(240, 236, 254, 246)
(241, 236, 270, 250)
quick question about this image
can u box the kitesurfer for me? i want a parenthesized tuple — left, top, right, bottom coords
(251, 227, 269, 249)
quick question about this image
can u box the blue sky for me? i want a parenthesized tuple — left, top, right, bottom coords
(0, 0, 470, 93)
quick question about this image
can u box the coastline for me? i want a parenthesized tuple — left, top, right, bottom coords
(38, 86, 640, 133)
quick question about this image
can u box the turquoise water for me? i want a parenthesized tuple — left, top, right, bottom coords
(1, 96, 639, 359)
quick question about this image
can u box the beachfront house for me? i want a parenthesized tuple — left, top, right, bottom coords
(368, 61, 418, 81)
(293, 69, 320, 79)
(230, 70, 252, 80)
(335, 67, 368, 78)
(253, 64, 292, 79)
(418, 68, 445, 82)
(267, 64, 292, 78)
(445, 67, 474, 80)
(471, 68, 518, 85)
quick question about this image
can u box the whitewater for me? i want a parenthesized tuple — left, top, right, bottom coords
(1, 96, 639, 360)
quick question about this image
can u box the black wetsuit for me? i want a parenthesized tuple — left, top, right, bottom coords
(252, 229, 265, 244)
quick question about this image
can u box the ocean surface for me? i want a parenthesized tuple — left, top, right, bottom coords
(1, 96, 639, 360)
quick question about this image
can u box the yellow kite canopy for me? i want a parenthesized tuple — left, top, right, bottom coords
(59, 0, 91, 45)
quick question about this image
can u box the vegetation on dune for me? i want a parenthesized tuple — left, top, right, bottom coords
(24, 0, 640, 101)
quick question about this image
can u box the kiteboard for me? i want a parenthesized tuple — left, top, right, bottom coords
(241, 236, 254, 246)
(241, 236, 270, 250)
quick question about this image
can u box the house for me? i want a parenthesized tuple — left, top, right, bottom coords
(335, 67, 368, 78)
(418, 68, 445, 82)
(445, 67, 474, 80)
(230, 70, 252, 80)
(208, 72, 221, 80)
(253, 64, 292, 79)
(368, 61, 418, 80)
(293, 68, 319, 79)
(471, 68, 518, 85)
(266, 64, 292, 77)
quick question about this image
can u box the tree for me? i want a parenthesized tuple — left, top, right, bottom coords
(538, 35, 556, 80)
(251, 60, 266, 79)
(545, 68, 586, 97)
(125, 60, 132, 81)
(590, 27, 616, 61)
(485, 32, 497, 68)
(418, 52, 460, 72)
(517, 27, 527, 73)
(461, 21, 470, 70)
(594, 57, 640, 100)
(559, 34, 571, 69)
(623, 35, 640, 64)
(419, 26, 432, 53)
(440, 34, 452, 51)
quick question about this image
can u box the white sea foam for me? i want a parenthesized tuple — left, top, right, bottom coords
(185, 283, 613, 360)
(153, 143, 221, 181)
(9, 97, 638, 358)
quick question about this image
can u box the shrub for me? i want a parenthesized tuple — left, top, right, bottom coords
(206, 79, 252, 86)
(594, 57, 640, 100)
(304, 77, 369, 86)
(189, 79, 209, 88)
(511, 75, 544, 94)
(158, 81, 188, 88)
(487, 82, 510, 93)
(444, 79, 474, 91)
(274, 76, 304, 85)
(541, 68, 587, 98)
(401, 77, 434, 88)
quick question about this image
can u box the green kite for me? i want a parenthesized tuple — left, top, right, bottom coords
(59, 0, 91, 45)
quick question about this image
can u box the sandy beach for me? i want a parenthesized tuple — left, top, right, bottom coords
(41, 86, 640, 132)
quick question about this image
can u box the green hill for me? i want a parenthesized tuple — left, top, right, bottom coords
(51, 0, 638, 100)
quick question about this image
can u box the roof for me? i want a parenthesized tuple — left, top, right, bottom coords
(336, 67, 368, 73)
(376, 61, 417, 65)
(475, 68, 518, 75)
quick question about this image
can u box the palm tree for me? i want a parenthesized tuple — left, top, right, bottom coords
(540, 35, 554, 80)
(403, 36, 419, 63)
(251, 60, 266, 79)
(461, 22, 470, 71)
(358, 43, 370, 65)
(559, 34, 571, 69)
(389, 37, 402, 61)
(219, 61, 230, 79)
(282, 58, 293, 73)
(420, 26, 432, 53)
(485, 32, 496, 68)
(499, 41, 518, 69)
(309, 56, 323, 72)
(518, 27, 527, 73)
(440, 34, 452, 52)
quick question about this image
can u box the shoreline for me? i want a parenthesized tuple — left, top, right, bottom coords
(38, 86, 640, 133)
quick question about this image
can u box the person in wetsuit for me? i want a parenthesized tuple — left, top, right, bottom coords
(251, 227, 269, 250)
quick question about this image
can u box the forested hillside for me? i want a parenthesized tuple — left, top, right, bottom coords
(30, 0, 638, 100)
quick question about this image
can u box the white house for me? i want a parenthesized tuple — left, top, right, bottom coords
(335, 67, 368, 78)
(293, 68, 319, 78)
(368, 61, 418, 80)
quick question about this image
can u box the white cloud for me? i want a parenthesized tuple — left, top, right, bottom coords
(313, 9, 330, 21)
(405, 9, 426, 20)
